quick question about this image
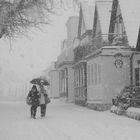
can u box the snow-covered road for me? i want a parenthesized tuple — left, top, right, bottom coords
(0, 99, 140, 140)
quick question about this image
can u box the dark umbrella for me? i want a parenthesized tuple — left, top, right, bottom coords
(30, 78, 49, 86)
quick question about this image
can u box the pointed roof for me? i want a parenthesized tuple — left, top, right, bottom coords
(119, 0, 140, 47)
(81, 2, 94, 30)
(96, 0, 112, 36)
(80, 0, 95, 31)
(136, 27, 140, 51)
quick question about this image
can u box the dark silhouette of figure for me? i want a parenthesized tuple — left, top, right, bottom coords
(27, 85, 40, 119)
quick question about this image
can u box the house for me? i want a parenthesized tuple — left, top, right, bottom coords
(49, 69, 59, 98)
(56, 16, 79, 102)
(86, 0, 140, 111)
(86, 46, 135, 111)
(73, 1, 95, 105)
(118, 0, 140, 86)
(41, 62, 59, 98)
(85, 0, 114, 110)
(48, 62, 59, 98)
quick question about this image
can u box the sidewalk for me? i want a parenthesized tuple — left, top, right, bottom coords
(0, 99, 140, 140)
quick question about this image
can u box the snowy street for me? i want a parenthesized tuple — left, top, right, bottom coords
(0, 99, 140, 140)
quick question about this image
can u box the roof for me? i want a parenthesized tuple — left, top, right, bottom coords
(96, 0, 112, 36)
(66, 16, 79, 26)
(85, 45, 135, 60)
(81, 0, 95, 30)
(119, 0, 140, 47)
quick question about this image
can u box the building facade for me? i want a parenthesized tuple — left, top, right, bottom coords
(73, 1, 95, 105)
(49, 0, 140, 111)
(43, 62, 60, 98)
(56, 16, 79, 102)
(49, 69, 59, 98)
(73, 0, 140, 110)
(85, 0, 140, 110)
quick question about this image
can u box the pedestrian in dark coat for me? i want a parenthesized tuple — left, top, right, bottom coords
(27, 85, 40, 119)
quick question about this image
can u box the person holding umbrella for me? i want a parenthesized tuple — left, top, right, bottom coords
(27, 85, 40, 119)
(39, 81, 49, 117)
(30, 78, 50, 118)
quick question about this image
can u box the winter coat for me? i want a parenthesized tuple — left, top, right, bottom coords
(27, 90, 40, 106)
(40, 92, 46, 104)
(39, 88, 50, 105)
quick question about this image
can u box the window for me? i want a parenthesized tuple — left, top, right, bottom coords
(94, 63, 97, 84)
(87, 63, 101, 86)
(98, 65, 101, 84)
(91, 64, 94, 85)
(88, 65, 90, 85)
(135, 68, 140, 86)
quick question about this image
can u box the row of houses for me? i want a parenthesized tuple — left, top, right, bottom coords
(49, 0, 140, 111)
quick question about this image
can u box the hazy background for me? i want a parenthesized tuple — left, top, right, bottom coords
(0, 1, 78, 98)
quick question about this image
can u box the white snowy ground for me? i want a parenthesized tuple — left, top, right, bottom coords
(0, 99, 140, 140)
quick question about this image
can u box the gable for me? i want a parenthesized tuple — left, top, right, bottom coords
(93, 4, 101, 38)
(108, 0, 128, 45)
(81, 1, 95, 31)
(96, 0, 112, 41)
(78, 1, 95, 37)
(81, 14, 86, 36)
(119, 0, 140, 47)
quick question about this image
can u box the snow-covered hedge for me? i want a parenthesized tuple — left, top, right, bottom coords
(110, 105, 125, 115)
(111, 86, 140, 120)
(126, 107, 140, 120)
(111, 106, 140, 121)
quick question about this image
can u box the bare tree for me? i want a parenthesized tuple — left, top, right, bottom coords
(0, 0, 54, 39)
(0, 0, 80, 40)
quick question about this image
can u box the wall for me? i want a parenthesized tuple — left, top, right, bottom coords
(87, 56, 103, 103)
(67, 66, 75, 102)
(50, 70, 59, 98)
(101, 55, 130, 104)
(87, 48, 132, 105)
